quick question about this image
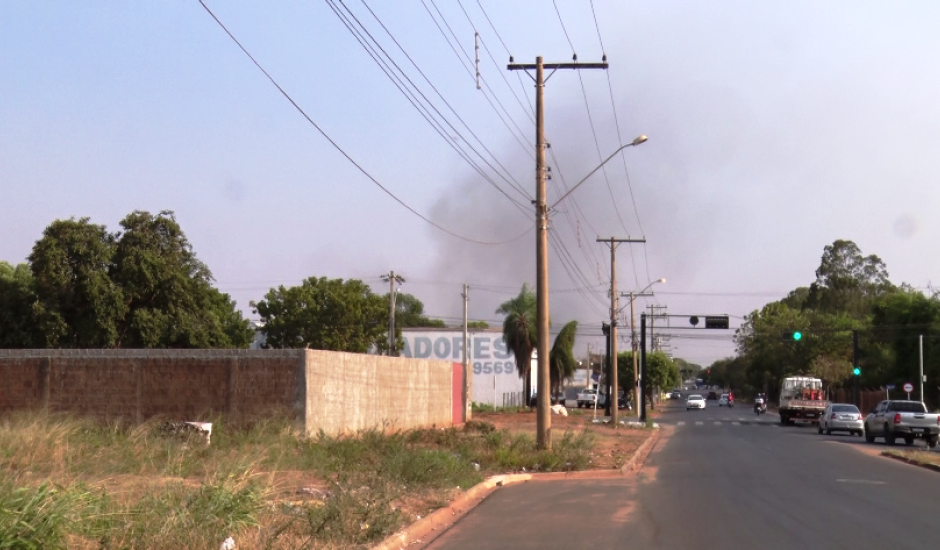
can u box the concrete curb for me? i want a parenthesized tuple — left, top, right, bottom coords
(882, 451, 940, 473)
(371, 428, 659, 550)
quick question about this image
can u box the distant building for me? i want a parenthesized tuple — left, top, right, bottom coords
(249, 321, 266, 350)
(401, 328, 537, 407)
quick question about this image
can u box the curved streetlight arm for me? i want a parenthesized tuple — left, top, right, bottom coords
(616, 278, 665, 315)
(550, 135, 647, 209)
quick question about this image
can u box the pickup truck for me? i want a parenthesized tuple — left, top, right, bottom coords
(576, 389, 606, 409)
(864, 400, 940, 448)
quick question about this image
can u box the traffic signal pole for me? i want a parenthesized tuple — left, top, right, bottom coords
(640, 313, 647, 422)
(853, 329, 859, 407)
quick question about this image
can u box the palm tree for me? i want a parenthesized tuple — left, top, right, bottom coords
(550, 321, 578, 400)
(496, 283, 537, 402)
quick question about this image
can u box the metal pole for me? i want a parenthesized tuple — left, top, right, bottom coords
(640, 313, 647, 422)
(920, 334, 924, 403)
(534, 57, 551, 450)
(631, 292, 639, 419)
(853, 329, 859, 407)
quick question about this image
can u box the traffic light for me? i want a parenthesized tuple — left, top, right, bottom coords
(853, 367, 861, 376)
(704, 316, 729, 329)
(793, 331, 802, 341)
(781, 331, 803, 341)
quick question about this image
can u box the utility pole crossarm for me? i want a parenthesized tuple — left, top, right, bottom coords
(508, 62, 609, 70)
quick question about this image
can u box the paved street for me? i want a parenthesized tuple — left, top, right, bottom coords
(427, 396, 940, 549)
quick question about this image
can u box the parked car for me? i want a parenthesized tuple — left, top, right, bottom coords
(707, 391, 718, 401)
(576, 389, 605, 408)
(818, 403, 863, 436)
(686, 394, 706, 410)
(864, 400, 940, 447)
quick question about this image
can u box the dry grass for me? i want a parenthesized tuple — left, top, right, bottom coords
(0, 409, 608, 549)
(883, 448, 940, 468)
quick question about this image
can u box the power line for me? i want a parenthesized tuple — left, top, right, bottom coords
(588, 0, 650, 283)
(454, 0, 535, 125)
(474, 0, 535, 114)
(552, 1, 642, 289)
(197, 0, 523, 246)
(420, 0, 533, 157)
(328, 0, 531, 211)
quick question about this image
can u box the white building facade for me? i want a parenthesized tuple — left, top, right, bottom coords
(401, 328, 535, 407)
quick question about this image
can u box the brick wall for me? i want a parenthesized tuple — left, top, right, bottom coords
(0, 349, 464, 435)
(0, 350, 305, 423)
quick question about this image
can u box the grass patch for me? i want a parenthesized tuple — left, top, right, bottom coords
(883, 449, 940, 468)
(0, 411, 602, 549)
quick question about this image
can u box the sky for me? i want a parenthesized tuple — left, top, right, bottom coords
(3, 1, 940, 366)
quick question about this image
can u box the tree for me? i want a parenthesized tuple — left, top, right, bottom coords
(390, 293, 446, 328)
(467, 320, 489, 329)
(643, 351, 679, 409)
(496, 284, 537, 400)
(252, 277, 387, 352)
(29, 218, 123, 348)
(0, 262, 39, 348)
(805, 239, 894, 317)
(111, 210, 241, 348)
(549, 321, 578, 396)
(22, 211, 253, 349)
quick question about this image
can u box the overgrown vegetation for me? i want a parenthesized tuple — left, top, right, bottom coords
(702, 239, 940, 409)
(0, 411, 597, 549)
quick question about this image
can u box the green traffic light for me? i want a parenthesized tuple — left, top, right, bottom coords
(793, 331, 802, 341)
(853, 367, 861, 376)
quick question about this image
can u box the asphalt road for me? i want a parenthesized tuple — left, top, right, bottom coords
(426, 396, 940, 550)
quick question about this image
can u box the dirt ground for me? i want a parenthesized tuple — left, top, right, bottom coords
(473, 408, 653, 470)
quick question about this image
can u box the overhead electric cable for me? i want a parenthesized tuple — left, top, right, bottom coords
(198, 0, 525, 245)
(328, 0, 531, 210)
(421, 0, 533, 155)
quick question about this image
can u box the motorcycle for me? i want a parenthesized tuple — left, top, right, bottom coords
(754, 398, 766, 416)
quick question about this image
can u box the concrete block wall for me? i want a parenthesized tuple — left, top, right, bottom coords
(303, 350, 458, 435)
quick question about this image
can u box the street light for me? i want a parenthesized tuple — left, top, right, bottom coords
(551, 136, 648, 208)
(622, 278, 665, 418)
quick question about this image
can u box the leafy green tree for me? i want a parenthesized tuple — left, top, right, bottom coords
(467, 320, 489, 329)
(20, 211, 253, 349)
(111, 210, 244, 348)
(496, 284, 537, 400)
(870, 289, 940, 405)
(29, 218, 123, 348)
(391, 293, 446, 328)
(0, 262, 39, 347)
(804, 239, 894, 317)
(251, 277, 386, 352)
(643, 351, 679, 409)
(549, 321, 578, 396)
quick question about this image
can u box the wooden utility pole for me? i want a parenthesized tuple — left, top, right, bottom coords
(509, 56, 608, 450)
(597, 237, 645, 425)
(381, 271, 405, 356)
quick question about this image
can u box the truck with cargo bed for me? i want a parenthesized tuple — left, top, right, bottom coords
(863, 400, 940, 448)
(779, 376, 828, 425)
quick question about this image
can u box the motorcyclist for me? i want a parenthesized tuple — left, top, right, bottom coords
(754, 393, 767, 413)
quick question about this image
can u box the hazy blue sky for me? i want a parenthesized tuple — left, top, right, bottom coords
(3, 1, 940, 366)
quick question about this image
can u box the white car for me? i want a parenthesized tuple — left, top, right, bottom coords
(718, 393, 734, 407)
(686, 394, 706, 410)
